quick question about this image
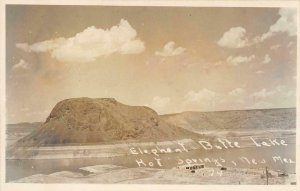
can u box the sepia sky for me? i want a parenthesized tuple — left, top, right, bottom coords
(6, 5, 297, 123)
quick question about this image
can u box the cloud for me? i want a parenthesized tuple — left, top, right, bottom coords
(16, 43, 30, 52)
(12, 59, 30, 70)
(270, 8, 297, 36)
(16, 19, 145, 63)
(182, 85, 295, 111)
(217, 27, 249, 48)
(219, 8, 297, 48)
(226, 55, 255, 66)
(255, 70, 265, 75)
(184, 89, 221, 107)
(249, 85, 295, 109)
(270, 44, 281, 50)
(147, 96, 171, 113)
(184, 88, 246, 111)
(253, 32, 273, 43)
(16, 38, 65, 53)
(250, 88, 277, 109)
(155, 41, 186, 57)
(225, 88, 246, 106)
(250, 85, 294, 102)
(228, 88, 245, 97)
(251, 88, 275, 100)
(214, 61, 223, 66)
(254, 8, 297, 43)
(262, 54, 271, 64)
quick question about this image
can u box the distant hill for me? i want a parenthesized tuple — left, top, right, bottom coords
(17, 98, 198, 146)
(161, 108, 296, 132)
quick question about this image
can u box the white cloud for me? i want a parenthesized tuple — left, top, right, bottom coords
(16, 38, 65, 53)
(184, 88, 248, 111)
(270, 44, 281, 50)
(226, 55, 255, 66)
(214, 61, 223, 66)
(250, 85, 295, 109)
(250, 85, 295, 102)
(12, 59, 30, 70)
(255, 70, 265, 75)
(148, 96, 170, 113)
(225, 88, 246, 106)
(184, 89, 220, 107)
(182, 85, 295, 111)
(180, 84, 295, 111)
(219, 8, 297, 47)
(251, 88, 275, 99)
(250, 89, 275, 109)
(228, 88, 245, 97)
(155, 41, 186, 57)
(262, 54, 271, 64)
(217, 27, 249, 48)
(16, 19, 145, 63)
(254, 8, 297, 43)
(253, 32, 273, 43)
(270, 8, 297, 36)
(16, 43, 30, 52)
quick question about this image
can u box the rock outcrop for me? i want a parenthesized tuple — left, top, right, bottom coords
(18, 98, 197, 146)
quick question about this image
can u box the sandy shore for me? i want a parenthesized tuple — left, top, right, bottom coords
(13, 164, 296, 185)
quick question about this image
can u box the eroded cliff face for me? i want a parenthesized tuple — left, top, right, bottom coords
(18, 97, 196, 146)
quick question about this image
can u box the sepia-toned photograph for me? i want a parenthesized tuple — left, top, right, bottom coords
(1, 0, 298, 189)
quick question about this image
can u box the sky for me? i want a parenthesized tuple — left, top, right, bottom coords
(6, 5, 297, 123)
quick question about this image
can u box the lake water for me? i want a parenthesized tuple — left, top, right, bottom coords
(6, 135, 295, 182)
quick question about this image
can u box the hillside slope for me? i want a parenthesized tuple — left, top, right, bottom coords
(18, 98, 197, 146)
(161, 108, 296, 132)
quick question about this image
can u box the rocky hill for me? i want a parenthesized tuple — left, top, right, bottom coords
(17, 98, 197, 146)
(161, 108, 296, 132)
